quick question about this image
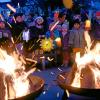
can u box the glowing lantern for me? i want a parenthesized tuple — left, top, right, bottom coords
(85, 20, 91, 28)
(55, 38, 62, 47)
(63, 0, 73, 9)
(40, 38, 54, 52)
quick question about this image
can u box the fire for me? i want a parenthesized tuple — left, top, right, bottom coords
(13, 76, 30, 97)
(0, 49, 36, 99)
(71, 31, 100, 88)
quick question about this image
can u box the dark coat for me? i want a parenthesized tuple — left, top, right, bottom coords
(62, 32, 70, 51)
(92, 22, 100, 41)
(29, 26, 44, 39)
(11, 22, 27, 42)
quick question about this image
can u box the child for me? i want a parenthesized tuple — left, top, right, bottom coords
(61, 24, 71, 66)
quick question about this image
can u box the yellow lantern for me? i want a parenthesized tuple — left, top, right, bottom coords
(63, 0, 73, 9)
(85, 20, 91, 28)
(55, 38, 62, 47)
(40, 38, 54, 52)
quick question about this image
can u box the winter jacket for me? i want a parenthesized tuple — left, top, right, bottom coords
(69, 28, 85, 49)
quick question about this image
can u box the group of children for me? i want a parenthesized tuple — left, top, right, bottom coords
(0, 8, 99, 67)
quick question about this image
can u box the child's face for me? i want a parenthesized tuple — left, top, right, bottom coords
(74, 23, 80, 29)
(16, 16, 23, 22)
(36, 18, 43, 25)
(0, 22, 5, 29)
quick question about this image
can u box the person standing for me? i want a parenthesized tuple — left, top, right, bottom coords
(61, 24, 71, 66)
(0, 21, 11, 50)
(68, 19, 85, 63)
(11, 13, 27, 44)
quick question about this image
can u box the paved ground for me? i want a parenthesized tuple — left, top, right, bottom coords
(32, 66, 96, 100)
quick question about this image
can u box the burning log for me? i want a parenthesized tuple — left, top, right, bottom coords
(6, 75, 16, 99)
(65, 63, 77, 85)
(65, 63, 99, 88)
(0, 48, 44, 100)
(57, 30, 100, 99)
(0, 71, 8, 100)
(80, 65, 95, 88)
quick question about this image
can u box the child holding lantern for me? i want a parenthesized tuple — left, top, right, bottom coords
(45, 22, 62, 48)
(45, 22, 63, 66)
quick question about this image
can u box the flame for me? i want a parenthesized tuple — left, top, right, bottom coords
(13, 76, 30, 97)
(0, 49, 36, 99)
(71, 30, 100, 88)
(91, 68, 100, 88)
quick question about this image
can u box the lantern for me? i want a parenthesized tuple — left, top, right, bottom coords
(63, 0, 73, 9)
(40, 38, 54, 52)
(55, 38, 62, 47)
(85, 20, 91, 28)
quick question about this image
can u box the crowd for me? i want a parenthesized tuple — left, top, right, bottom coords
(0, 3, 100, 67)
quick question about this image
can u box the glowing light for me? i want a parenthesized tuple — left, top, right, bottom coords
(55, 38, 62, 47)
(7, 22, 12, 28)
(59, 74, 66, 80)
(63, 0, 73, 9)
(71, 30, 100, 88)
(0, 14, 4, 21)
(18, 2, 20, 8)
(47, 57, 54, 61)
(0, 49, 37, 98)
(58, 68, 62, 72)
(85, 20, 91, 28)
(66, 90, 70, 97)
(50, 21, 59, 31)
(50, 72, 55, 75)
(40, 38, 54, 52)
(6, 4, 16, 13)
(13, 16, 16, 23)
(57, 92, 60, 98)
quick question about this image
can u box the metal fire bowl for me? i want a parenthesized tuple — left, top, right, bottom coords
(57, 72, 100, 97)
(9, 75, 44, 100)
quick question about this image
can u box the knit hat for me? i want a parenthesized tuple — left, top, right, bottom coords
(14, 13, 23, 19)
(73, 19, 80, 25)
(35, 16, 44, 25)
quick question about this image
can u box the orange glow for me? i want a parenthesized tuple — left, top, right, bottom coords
(0, 49, 36, 98)
(85, 20, 91, 28)
(71, 30, 100, 88)
(55, 38, 62, 47)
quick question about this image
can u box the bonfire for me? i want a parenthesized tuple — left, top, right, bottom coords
(66, 31, 100, 89)
(0, 49, 36, 100)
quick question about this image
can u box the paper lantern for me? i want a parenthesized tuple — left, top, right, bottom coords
(55, 38, 62, 47)
(85, 20, 91, 28)
(63, 0, 73, 9)
(40, 38, 54, 52)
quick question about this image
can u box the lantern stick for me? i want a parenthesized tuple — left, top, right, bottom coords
(0, 14, 4, 21)
(7, 4, 16, 13)
(50, 21, 59, 31)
